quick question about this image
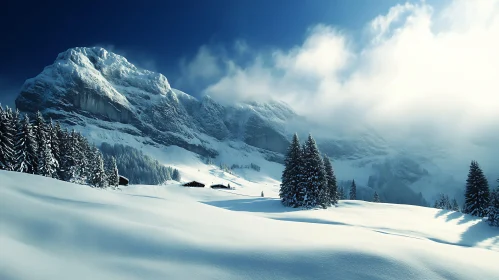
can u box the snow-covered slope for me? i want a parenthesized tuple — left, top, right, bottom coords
(1, 170, 498, 280)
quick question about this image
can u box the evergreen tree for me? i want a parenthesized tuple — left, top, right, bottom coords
(280, 133, 303, 207)
(451, 198, 460, 211)
(172, 168, 181, 181)
(0, 105, 14, 170)
(434, 193, 452, 210)
(261, 191, 264, 197)
(32, 112, 57, 178)
(338, 187, 346, 200)
(59, 129, 74, 181)
(89, 146, 107, 188)
(14, 115, 37, 173)
(301, 134, 328, 209)
(47, 120, 61, 178)
(66, 130, 86, 183)
(105, 156, 119, 188)
(323, 155, 338, 205)
(4, 107, 17, 170)
(373, 191, 380, 202)
(488, 184, 499, 227)
(349, 179, 357, 200)
(38, 138, 57, 177)
(463, 161, 490, 217)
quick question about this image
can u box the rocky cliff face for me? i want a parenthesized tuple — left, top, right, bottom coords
(16, 47, 297, 158)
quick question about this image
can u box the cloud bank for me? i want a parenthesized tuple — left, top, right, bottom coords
(179, 0, 499, 168)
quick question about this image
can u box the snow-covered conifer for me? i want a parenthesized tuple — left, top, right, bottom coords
(489, 184, 499, 227)
(323, 155, 337, 205)
(463, 161, 490, 217)
(14, 115, 37, 173)
(0, 105, 15, 170)
(280, 133, 303, 207)
(373, 191, 380, 202)
(451, 198, 460, 211)
(338, 187, 346, 200)
(105, 156, 119, 188)
(301, 134, 328, 209)
(47, 120, 61, 178)
(172, 168, 181, 181)
(349, 180, 357, 200)
(89, 146, 107, 188)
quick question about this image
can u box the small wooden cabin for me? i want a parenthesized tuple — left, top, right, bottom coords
(210, 184, 231, 189)
(119, 175, 129, 186)
(183, 181, 205, 188)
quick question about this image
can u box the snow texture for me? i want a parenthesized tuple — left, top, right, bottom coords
(1, 170, 498, 280)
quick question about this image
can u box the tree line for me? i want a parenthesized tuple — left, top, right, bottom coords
(279, 133, 498, 227)
(280, 134, 337, 208)
(431, 161, 498, 227)
(99, 142, 181, 184)
(280, 133, 380, 208)
(0, 105, 117, 188)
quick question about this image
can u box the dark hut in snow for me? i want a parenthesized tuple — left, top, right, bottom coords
(211, 184, 232, 189)
(183, 181, 205, 188)
(119, 175, 129, 186)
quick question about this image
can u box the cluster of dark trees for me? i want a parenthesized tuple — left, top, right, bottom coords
(431, 161, 498, 227)
(279, 134, 338, 209)
(230, 163, 261, 172)
(0, 106, 118, 188)
(433, 193, 460, 211)
(99, 143, 180, 185)
(280, 134, 381, 209)
(462, 161, 499, 227)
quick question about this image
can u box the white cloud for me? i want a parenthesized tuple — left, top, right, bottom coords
(181, 46, 222, 83)
(182, 0, 499, 161)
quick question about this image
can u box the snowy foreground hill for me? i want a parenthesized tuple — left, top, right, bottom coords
(1, 171, 498, 280)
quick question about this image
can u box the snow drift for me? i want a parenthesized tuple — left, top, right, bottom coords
(1, 170, 498, 280)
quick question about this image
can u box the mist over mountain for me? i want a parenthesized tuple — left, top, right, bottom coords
(14, 46, 497, 206)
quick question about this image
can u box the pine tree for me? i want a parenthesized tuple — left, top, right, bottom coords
(59, 129, 74, 181)
(463, 161, 490, 217)
(373, 191, 380, 202)
(105, 156, 119, 188)
(488, 183, 499, 227)
(65, 130, 86, 183)
(434, 193, 451, 210)
(280, 133, 303, 207)
(261, 191, 264, 197)
(323, 155, 337, 205)
(47, 120, 61, 178)
(172, 169, 181, 181)
(0, 105, 14, 170)
(349, 179, 357, 200)
(89, 146, 107, 188)
(33, 112, 57, 178)
(301, 134, 328, 209)
(4, 107, 17, 170)
(451, 198, 459, 211)
(14, 115, 37, 173)
(338, 187, 346, 200)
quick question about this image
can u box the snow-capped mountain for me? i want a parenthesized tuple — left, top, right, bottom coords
(14, 47, 474, 205)
(16, 47, 298, 158)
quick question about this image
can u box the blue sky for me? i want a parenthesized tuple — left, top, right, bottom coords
(1, 0, 498, 176)
(0, 0, 445, 104)
(1, 0, 498, 156)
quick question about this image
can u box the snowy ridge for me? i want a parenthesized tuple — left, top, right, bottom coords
(1, 170, 498, 280)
